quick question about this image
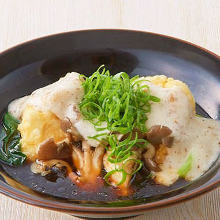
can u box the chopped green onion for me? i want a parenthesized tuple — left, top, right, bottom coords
(80, 65, 159, 135)
(79, 65, 160, 183)
(104, 169, 118, 185)
(178, 154, 193, 177)
(122, 159, 143, 175)
(104, 169, 127, 186)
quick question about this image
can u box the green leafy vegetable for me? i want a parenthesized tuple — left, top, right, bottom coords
(0, 112, 26, 166)
(80, 65, 160, 185)
(178, 154, 193, 177)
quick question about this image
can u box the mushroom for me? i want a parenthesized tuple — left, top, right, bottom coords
(143, 126, 173, 170)
(154, 144, 168, 165)
(143, 144, 161, 172)
(103, 150, 141, 196)
(60, 118, 82, 142)
(71, 140, 105, 188)
(60, 118, 72, 132)
(144, 158, 161, 172)
(143, 144, 155, 159)
(162, 136, 174, 148)
(37, 138, 71, 160)
(146, 125, 173, 147)
(31, 159, 77, 182)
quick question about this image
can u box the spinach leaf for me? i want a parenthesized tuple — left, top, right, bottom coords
(0, 112, 26, 166)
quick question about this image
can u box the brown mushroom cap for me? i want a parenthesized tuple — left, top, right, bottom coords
(162, 136, 174, 148)
(143, 144, 156, 160)
(143, 146, 160, 172)
(60, 118, 82, 142)
(60, 118, 72, 132)
(146, 125, 172, 146)
(31, 159, 75, 182)
(144, 158, 161, 172)
(37, 138, 71, 160)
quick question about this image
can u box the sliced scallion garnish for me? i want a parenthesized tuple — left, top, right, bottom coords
(79, 65, 160, 185)
(178, 154, 193, 177)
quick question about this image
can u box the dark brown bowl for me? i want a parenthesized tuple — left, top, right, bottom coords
(0, 29, 219, 219)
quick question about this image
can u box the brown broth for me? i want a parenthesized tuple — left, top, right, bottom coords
(0, 104, 210, 203)
(1, 161, 189, 202)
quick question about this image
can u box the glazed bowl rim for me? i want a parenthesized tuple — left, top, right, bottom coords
(0, 29, 219, 215)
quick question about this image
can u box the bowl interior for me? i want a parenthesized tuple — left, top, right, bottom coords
(0, 30, 219, 210)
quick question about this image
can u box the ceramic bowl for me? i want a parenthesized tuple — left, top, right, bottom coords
(0, 30, 219, 219)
